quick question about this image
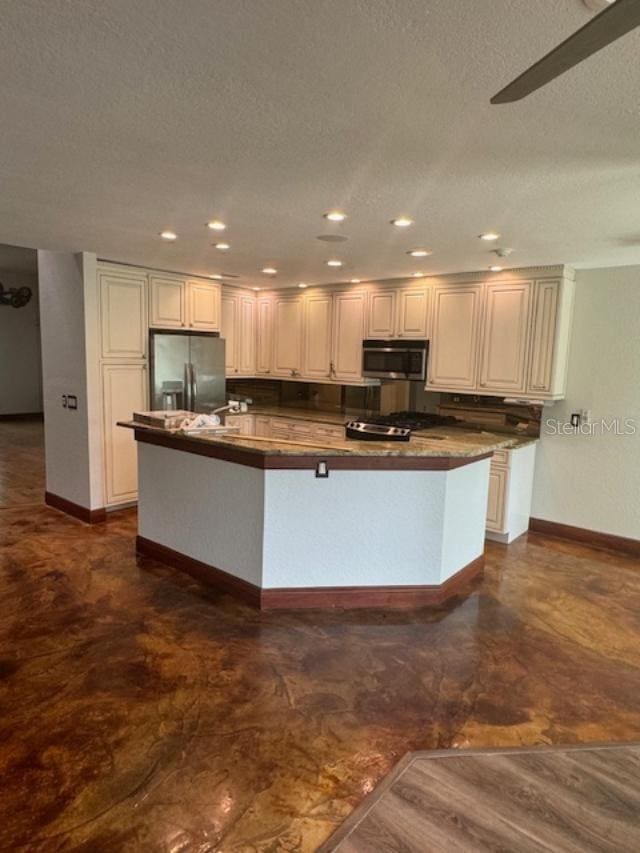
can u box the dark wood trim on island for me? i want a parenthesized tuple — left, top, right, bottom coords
(136, 535, 484, 610)
(133, 427, 494, 471)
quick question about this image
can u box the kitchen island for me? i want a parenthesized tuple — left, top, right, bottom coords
(124, 421, 517, 609)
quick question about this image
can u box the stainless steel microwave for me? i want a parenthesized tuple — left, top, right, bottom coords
(362, 339, 428, 381)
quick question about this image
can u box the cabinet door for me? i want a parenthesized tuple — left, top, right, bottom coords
(256, 297, 273, 375)
(302, 291, 333, 379)
(332, 291, 366, 381)
(397, 288, 430, 338)
(150, 275, 185, 328)
(221, 294, 238, 374)
(102, 363, 147, 506)
(225, 414, 254, 435)
(100, 270, 147, 359)
(486, 464, 508, 533)
(187, 280, 221, 331)
(237, 296, 256, 375)
(427, 284, 482, 390)
(272, 296, 303, 377)
(527, 280, 559, 395)
(366, 290, 396, 339)
(479, 281, 532, 394)
(254, 416, 271, 437)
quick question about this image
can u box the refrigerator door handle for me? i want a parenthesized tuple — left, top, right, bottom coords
(190, 363, 198, 411)
(183, 362, 192, 410)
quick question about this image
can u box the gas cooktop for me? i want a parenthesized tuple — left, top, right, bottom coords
(344, 411, 459, 442)
(364, 411, 459, 430)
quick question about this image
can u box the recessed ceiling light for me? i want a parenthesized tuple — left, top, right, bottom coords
(350, 278, 361, 283)
(298, 282, 308, 289)
(160, 230, 177, 241)
(209, 274, 223, 280)
(412, 272, 424, 278)
(214, 242, 230, 250)
(489, 265, 503, 272)
(252, 287, 261, 291)
(262, 267, 277, 275)
(327, 259, 343, 267)
(407, 249, 431, 258)
(391, 217, 413, 228)
(324, 211, 347, 222)
(479, 232, 500, 241)
(207, 220, 226, 231)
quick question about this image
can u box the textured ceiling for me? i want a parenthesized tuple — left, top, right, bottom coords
(1, 0, 639, 288)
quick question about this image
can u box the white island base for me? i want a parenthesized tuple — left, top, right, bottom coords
(135, 435, 491, 609)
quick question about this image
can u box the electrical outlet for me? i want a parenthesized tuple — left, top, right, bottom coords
(570, 413, 581, 427)
(67, 395, 78, 410)
(61, 395, 67, 408)
(315, 461, 329, 478)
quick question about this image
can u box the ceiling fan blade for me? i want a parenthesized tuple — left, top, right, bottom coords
(491, 0, 640, 104)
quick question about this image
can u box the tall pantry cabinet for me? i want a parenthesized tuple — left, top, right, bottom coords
(98, 265, 148, 506)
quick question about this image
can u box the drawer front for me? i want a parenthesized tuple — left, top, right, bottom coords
(314, 423, 344, 440)
(492, 450, 510, 466)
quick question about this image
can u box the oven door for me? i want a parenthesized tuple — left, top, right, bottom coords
(362, 342, 427, 380)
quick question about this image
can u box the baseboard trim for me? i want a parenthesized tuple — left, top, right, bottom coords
(0, 412, 44, 421)
(45, 492, 107, 524)
(135, 535, 484, 610)
(529, 518, 640, 558)
(136, 536, 262, 607)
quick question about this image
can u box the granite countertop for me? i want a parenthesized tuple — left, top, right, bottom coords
(247, 406, 538, 451)
(121, 416, 526, 459)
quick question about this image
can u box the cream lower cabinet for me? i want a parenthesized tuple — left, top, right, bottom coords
(272, 295, 304, 377)
(302, 291, 333, 380)
(478, 281, 533, 394)
(99, 267, 148, 360)
(485, 444, 537, 544)
(332, 291, 366, 381)
(102, 363, 147, 506)
(427, 284, 483, 390)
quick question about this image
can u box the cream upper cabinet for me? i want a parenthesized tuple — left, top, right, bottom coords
(99, 268, 148, 360)
(221, 292, 238, 374)
(150, 275, 185, 328)
(397, 287, 430, 339)
(272, 295, 303, 377)
(187, 280, 221, 331)
(478, 281, 533, 394)
(302, 291, 333, 379)
(332, 291, 366, 381)
(256, 296, 273, 375)
(528, 279, 559, 395)
(237, 295, 256, 375)
(366, 290, 396, 339)
(102, 363, 147, 506)
(427, 284, 483, 390)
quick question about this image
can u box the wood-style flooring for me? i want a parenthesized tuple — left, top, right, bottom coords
(1, 420, 640, 850)
(320, 743, 640, 852)
(0, 418, 45, 508)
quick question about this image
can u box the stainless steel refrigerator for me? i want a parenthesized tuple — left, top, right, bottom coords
(149, 330, 226, 413)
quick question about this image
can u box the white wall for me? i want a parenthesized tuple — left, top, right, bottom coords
(0, 269, 42, 414)
(38, 251, 102, 509)
(532, 265, 640, 539)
